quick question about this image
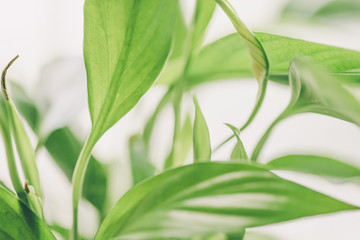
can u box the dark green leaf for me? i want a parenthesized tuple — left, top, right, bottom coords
(96, 162, 357, 239)
(45, 127, 108, 214)
(0, 187, 56, 240)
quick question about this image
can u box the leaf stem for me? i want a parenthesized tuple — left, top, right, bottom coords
(71, 130, 98, 240)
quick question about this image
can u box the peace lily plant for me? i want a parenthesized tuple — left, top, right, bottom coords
(1, 0, 360, 239)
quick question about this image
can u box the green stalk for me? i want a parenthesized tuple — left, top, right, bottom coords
(71, 130, 98, 240)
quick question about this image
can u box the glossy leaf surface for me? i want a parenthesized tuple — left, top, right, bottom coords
(96, 162, 357, 239)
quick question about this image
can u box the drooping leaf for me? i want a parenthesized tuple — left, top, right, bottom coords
(129, 135, 155, 186)
(267, 155, 360, 182)
(84, 0, 178, 139)
(186, 32, 360, 87)
(45, 127, 108, 214)
(225, 124, 249, 162)
(0, 187, 56, 240)
(252, 58, 360, 160)
(215, 0, 269, 130)
(95, 162, 357, 240)
(193, 96, 211, 162)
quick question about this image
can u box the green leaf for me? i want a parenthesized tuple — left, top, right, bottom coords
(314, 0, 360, 18)
(129, 135, 155, 186)
(214, 0, 269, 130)
(193, 96, 211, 162)
(192, 0, 217, 51)
(244, 231, 278, 240)
(252, 58, 360, 160)
(1, 56, 42, 198)
(0, 187, 56, 240)
(84, 0, 178, 139)
(267, 155, 360, 182)
(170, 2, 188, 60)
(225, 124, 249, 162)
(187, 32, 360, 87)
(95, 162, 357, 240)
(45, 127, 108, 214)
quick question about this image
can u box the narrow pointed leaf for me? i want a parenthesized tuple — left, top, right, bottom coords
(0, 187, 56, 240)
(267, 155, 360, 182)
(225, 124, 249, 162)
(85, 0, 178, 139)
(193, 96, 211, 162)
(96, 162, 358, 240)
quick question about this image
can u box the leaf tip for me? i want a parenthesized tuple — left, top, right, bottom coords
(1, 55, 19, 100)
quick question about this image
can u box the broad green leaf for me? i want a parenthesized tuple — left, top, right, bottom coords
(129, 135, 155, 186)
(95, 162, 357, 240)
(252, 58, 360, 160)
(0, 187, 56, 240)
(193, 96, 211, 162)
(187, 32, 360, 87)
(192, 0, 217, 51)
(85, 0, 178, 139)
(267, 155, 360, 182)
(215, 0, 269, 130)
(225, 124, 249, 162)
(45, 127, 108, 214)
(1, 56, 42, 198)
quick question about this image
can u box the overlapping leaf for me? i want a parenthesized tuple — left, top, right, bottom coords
(193, 96, 211, 162)
(96, 162, 357, 240)
(0, 187, 56, 240)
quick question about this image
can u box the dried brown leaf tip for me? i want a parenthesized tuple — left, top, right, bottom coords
(1, 55, 19, 100)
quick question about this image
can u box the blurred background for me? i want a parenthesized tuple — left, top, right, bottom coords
(1, 0, 360, 239)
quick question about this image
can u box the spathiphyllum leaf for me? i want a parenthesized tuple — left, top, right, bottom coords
(193, 96, 211, 162)
(185, 32, 360, 87)
(267, 155, 360, 183)
(225, 124, 249, 162)
(0, 187, 56, 240)
(215, 0, 269, 130)
(85, 0, 178, 139)
(95, 162, 358, 240)
(252, 58, 360, 160)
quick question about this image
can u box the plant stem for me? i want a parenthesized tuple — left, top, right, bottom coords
(71, 130, 98, 240)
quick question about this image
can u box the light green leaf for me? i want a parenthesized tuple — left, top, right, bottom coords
(252, 58, 360, 160)
(193, 96, 211, 162)
(85, 0, 178, 139)
(129, 135, 155, 186)
(171, 1, 188, 60)
(244, 231, 278, 240)
(95, 162, 357, 240)
(192, 0, 217, 51)
(187, 32, 360, 87)
(0, 187, 56, 240)
(315, 0, 360, 18)
(225, 124, 249, 162)
(215, 0, 269, 130)
(267, 155, 360, 182)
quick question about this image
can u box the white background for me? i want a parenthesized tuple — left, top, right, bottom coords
(1, 0, 360, 239)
